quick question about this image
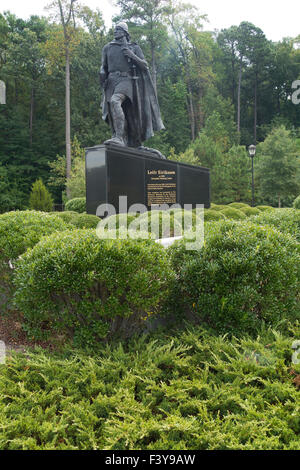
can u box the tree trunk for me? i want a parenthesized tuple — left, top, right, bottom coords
(254, 72, 257, 144)
(187, 86, 195, 141)
(278, 194, 281, 208)
(29, 86, 34, 147)
(186, 65, 195, 140)
(231, 46, 235, 105)
(237, 60, 242, 133)
(65, 46, 71, 199)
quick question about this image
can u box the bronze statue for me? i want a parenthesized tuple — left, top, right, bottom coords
(100, 22, 165, 148)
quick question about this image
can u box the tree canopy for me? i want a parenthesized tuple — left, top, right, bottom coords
(0, 1, 299, 210)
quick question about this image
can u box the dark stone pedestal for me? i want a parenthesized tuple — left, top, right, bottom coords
(85, 144, 210, 215)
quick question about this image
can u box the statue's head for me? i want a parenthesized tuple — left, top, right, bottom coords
(114, 22, 130, 40)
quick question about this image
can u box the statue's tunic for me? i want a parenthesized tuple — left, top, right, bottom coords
(101, 41, 146, 104)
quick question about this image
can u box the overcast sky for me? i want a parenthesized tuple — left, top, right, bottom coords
(1, 0, 299, 41)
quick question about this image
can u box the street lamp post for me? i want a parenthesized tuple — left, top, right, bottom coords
(248, 144, 256, 207)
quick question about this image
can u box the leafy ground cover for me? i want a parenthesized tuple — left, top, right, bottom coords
(0, 324, 300, 450)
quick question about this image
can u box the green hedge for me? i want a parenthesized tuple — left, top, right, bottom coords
(56, 211, 100, 229)
(251, 208, 300, 241)
(102, 213, 139, 230)
(239, 206, 261, 217)
(220, 207, 247, 220)
(0, 211, 72, 312)
(228, 202, 250, 209)
(210, 204, 228, 212)
(172, 209, 202, 231)
(204, 209, 226, 221)
(14, 230, 175, 345)
(0, 211, 72, 265)
(293, 195, 300, 209)
(129, 211, 183, 238)
(64, 197, 86, 213)
(168, 220, 300, 334)
(255, 205, 274, 212)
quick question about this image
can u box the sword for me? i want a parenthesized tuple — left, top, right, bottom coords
(121, 36, 142, 144)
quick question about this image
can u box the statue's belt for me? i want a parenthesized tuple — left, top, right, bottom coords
(109, 71, 131, 77)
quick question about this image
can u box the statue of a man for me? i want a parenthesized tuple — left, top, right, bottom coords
(100, 22, 165, 147)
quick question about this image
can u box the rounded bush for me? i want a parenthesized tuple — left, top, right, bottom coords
(169, 220, 300, 334)
(172, 209, 203, 231)
(14, 230, 175, 344)
(0, 211, 72, 264)
(0, 211, 73, 311)
(255, 205, 274, 212)
(204, 210, 226, 221)
(56, 211, 100, 228)
(239, 206, 261, 217)
(210, 205, 228, 212)
(65, 197, 86, 213)
(54, 211, 79, 224)
(102, 213, 139, 230)
(130, 211, 183, 238)
(228, 202, 250, 209)
(70, 213, 100, 229)
(293, 195, 300, 209)
(251, 208, 300, 241)
(221, 207, 247, 220)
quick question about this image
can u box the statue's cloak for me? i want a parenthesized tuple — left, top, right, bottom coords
(101, 42, 165, 147)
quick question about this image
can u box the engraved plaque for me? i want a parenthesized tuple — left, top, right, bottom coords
(146, 168, 177, 207)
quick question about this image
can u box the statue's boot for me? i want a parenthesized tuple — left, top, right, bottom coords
(104, 93, 126, 146)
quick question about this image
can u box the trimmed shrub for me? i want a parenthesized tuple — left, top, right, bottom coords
(130, 211, 183, 238)
(0, 211, 72, 265)
(256, 205, 274, 212)
(101, 213, 139, 230)
(29, 179, 53, 212)
(0, 211, 72, 311)
(172, 209, 203, 231)
(239, 206, 261, 217)
(204, 209, 226, 221)
(228, 202, 250, 210)
(68, 213, 100, 229)
(14, 230, 175, 344)
(221, 207, 247, 220)
(251, 208, 300, 241)
(210, 204, 228, 212)
(55, 211, 100, 228)
(54, 211, 79, 224)
(65, 197, 86, 213)
(168, 220, 300, 334)
(293, 195, 300, 209)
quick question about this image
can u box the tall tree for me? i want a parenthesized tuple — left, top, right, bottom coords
(46, 0, 79, 198)
(115, 0, 170, 94)
(256, 126, 300, 207)
(167, 0, 211, 139)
